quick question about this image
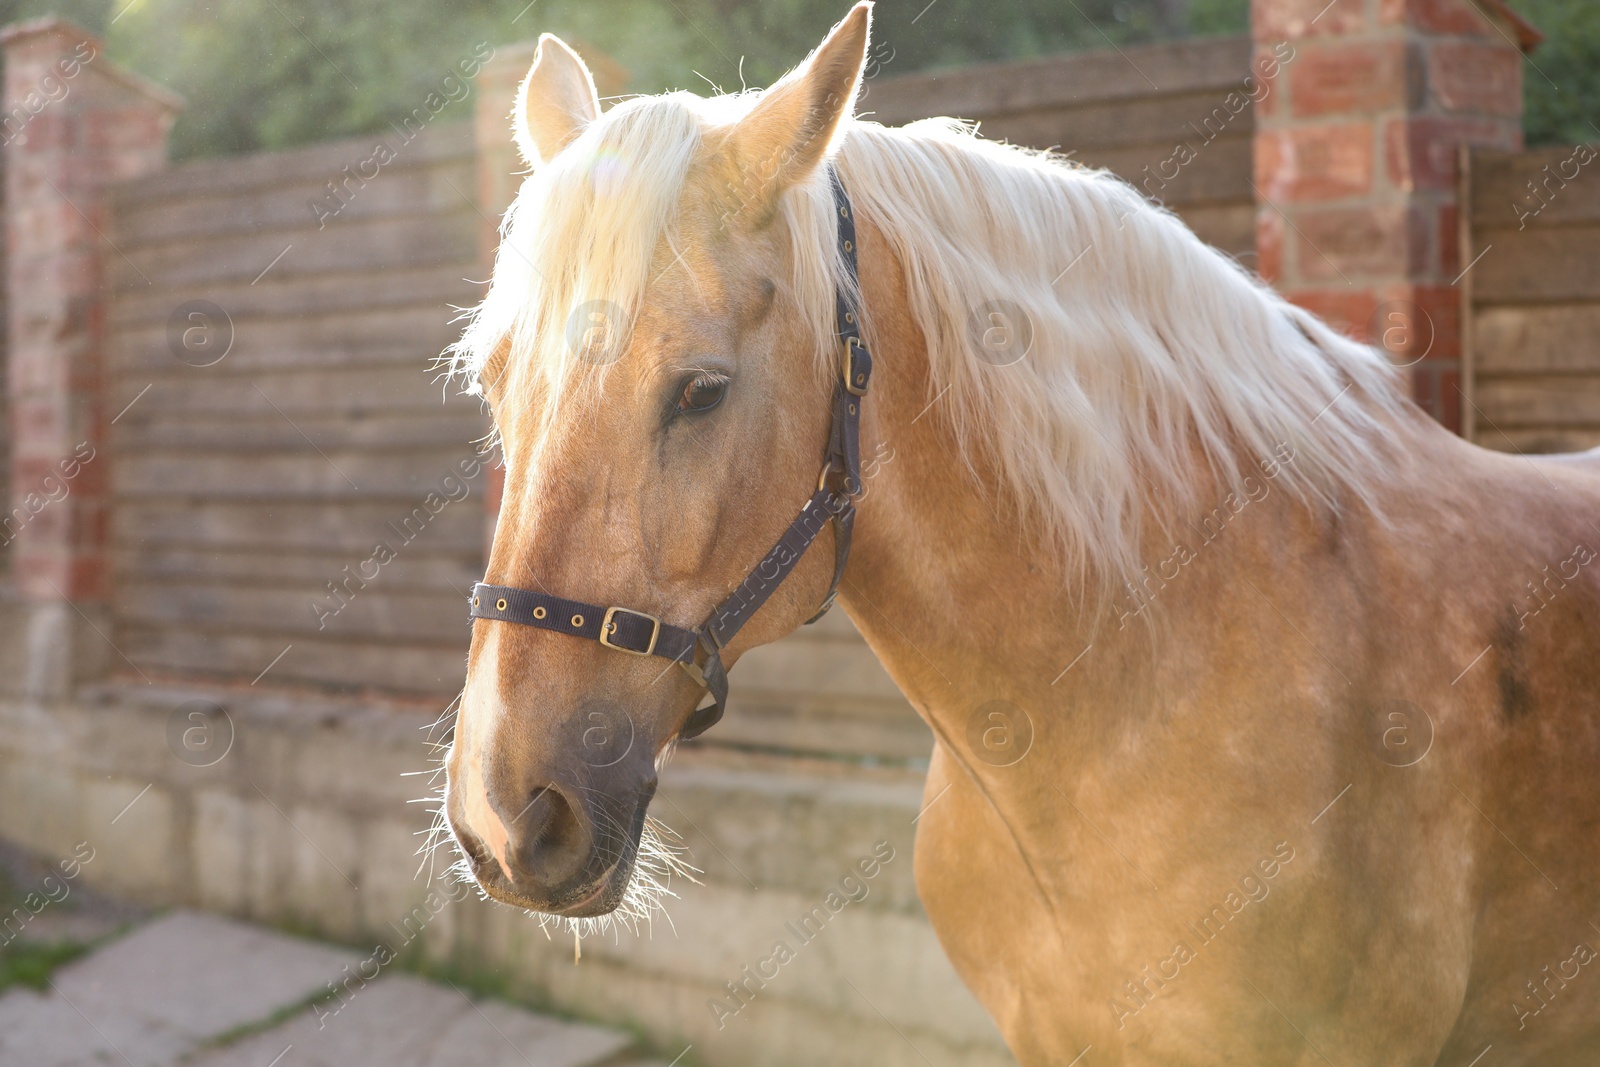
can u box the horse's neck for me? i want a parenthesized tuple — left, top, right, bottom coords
(836, 221, 1389, 782)
(840, 358, 1352, 806)
(842, 372, 1129, 747)
(836, 225, 1117, 760)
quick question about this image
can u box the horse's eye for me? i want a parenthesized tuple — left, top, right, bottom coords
(677, 373, 728, 415)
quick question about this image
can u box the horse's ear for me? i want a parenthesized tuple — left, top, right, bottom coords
(513, 34, 601, 166)
(720, 2, 871, 223)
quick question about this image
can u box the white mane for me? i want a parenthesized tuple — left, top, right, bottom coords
(451, 88, 1406, 589)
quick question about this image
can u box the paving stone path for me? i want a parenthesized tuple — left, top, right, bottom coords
(0, 911, 663, 1067)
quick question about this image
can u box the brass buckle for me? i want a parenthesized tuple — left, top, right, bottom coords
(600, 606, 660, 656)
(842, 336, 869, 397)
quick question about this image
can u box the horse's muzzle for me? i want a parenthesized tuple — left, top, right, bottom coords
(447, 772, 654, 916)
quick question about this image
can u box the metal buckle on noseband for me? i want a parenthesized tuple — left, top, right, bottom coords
(468, 165, 871, 741)
(600, 606, 660, 656)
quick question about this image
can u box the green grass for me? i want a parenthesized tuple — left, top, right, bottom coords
(202, 983, 343, 1049)
(0, 860, 90, 992)
(0, 939, 89, 993)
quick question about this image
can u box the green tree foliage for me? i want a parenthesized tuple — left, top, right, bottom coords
(94, 0, 1253, 159)
(1, 0, 1586, 158)
(1517, 0, 1600, 147)
(0, 0, 107, 33)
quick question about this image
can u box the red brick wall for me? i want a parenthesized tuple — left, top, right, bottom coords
(1251, 0, 1532, 431)
(1, 19, 177, 601)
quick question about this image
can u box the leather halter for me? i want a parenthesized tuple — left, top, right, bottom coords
(470, 168, 873, 740)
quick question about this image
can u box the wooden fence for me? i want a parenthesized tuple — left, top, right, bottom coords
(92, 34, 1266, 756)
(1465, 144, 1600, 452)
(863, 35, 1258, 260)
(106, 123, 486, 696)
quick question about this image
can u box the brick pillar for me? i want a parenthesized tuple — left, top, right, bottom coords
(473, 38, 627, 554)
(1, 18, 179, 692)
(1252, 0, 1539, 431)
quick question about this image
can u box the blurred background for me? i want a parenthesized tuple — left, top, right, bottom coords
(0, 1, 1593, 1065)
(5, 0, 1595, 155)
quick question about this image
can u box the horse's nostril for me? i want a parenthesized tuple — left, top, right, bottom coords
(507, 784, 591, 888)
(508, 786, 553, 833)
(448, 778, 593, 899)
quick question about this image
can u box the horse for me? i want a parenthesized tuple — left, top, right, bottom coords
(440, 5, 1600, 1063)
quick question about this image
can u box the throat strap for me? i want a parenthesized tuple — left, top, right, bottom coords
(469, 165, 872, 740)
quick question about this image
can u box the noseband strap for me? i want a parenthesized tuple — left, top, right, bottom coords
(470, 167, 872, 741)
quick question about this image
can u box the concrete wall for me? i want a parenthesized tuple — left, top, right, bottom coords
(0, 680, 1011, 1067)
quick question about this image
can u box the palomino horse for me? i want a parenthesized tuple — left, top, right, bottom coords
(443, 5, 1600, 1063)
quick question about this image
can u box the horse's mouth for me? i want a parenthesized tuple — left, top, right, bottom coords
(472, 848, 635, 918)
(559, 872, 621, 915)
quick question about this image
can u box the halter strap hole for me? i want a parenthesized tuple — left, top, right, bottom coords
(571, 614, 585, 628)
(533, 605, 546, 619)
(495, 597, 507, 611)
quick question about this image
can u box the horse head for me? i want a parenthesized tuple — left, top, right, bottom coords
(443, 6, 875, 923)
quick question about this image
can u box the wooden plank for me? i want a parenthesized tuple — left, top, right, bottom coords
(939, 89, 1255, 155)
(864, 36, 1252, 125)
(731, 635, 908, 703)
(1474, 375, 1600, 425)
(106, 365, 472, 420)
(110, 331, 462, 381)
(116, 582, 472, 644)
(107, 268, 477, 332)
(113, 500, 485, 554)
(113, 158, 478, 248)
(108, 285, 474, 345)
(114, 545, 481, 592)
(112, 411, 486, 453)
(1176, 202, 1257, 258)
(114, 449, 487, 501)
(111, 122, 475, 206)
(1472, 225, 1600, 303)
(1472, 427, 1600, 455)
(116, 625, 469, 696)
(1470, 145, 1600, 229)
(1474, 304, 1600, 374)
(1083, 135, 1252, 206)
(712, 608, 930, 760)
(874, 101, 1254, 189)
(107, 212, 476, 292)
